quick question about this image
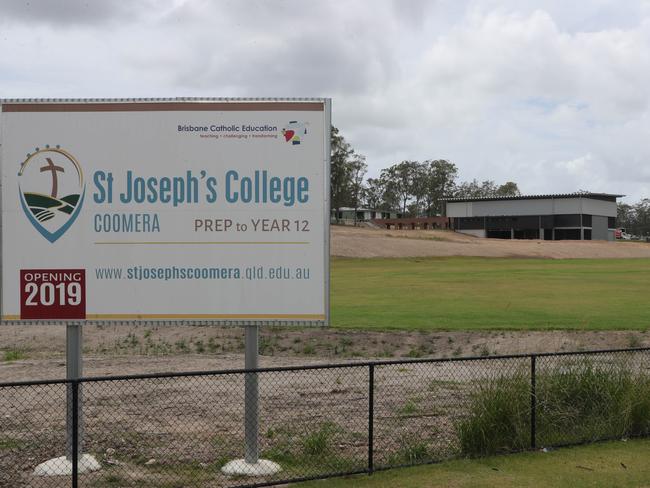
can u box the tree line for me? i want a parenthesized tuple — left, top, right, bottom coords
(331, 126, 520, 219)
(617, 200, 650, 236)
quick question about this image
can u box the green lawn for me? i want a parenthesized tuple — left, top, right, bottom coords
(331, 257, 650, 330)
(296, 439, 650, 488)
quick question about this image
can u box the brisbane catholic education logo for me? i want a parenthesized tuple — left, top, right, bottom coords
(282, 121, 308, 145)
(18, 146, 85, 243)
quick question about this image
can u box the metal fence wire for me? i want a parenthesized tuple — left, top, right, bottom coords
(1, 347, 650, 487)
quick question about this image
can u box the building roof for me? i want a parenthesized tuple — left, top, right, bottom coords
(441, 192, 624, 203)
(335, 207, 398, 212)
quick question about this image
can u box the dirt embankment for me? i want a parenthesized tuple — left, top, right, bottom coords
(331, 225, 650, 259)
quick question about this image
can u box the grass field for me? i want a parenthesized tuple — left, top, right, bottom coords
(331, 257, 650, 330)
(296, 439, 650, 488)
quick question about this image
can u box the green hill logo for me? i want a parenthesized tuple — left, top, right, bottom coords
(18, 146, 85, 243)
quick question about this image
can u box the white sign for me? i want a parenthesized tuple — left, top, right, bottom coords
(1, 99, 330, 324)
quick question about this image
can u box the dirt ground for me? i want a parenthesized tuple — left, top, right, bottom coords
(1, 324, 644, 487)
(1, 324, 647, 382)
(331, 225, 650, 259)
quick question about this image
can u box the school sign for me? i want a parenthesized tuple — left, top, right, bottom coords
(0, 98, 330, 324)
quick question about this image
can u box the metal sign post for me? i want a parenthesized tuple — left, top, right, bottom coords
(244, 324, 259, 464)
(33, 322, 101, 477)
(221, 324, 281, 476)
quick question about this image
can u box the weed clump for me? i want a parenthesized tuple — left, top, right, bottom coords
(3, 349, 26, 362)
(456, 359, 650, 457)
(456, 374, 530, 457)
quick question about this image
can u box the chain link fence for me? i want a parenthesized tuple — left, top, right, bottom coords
(2, 347, 650, 487)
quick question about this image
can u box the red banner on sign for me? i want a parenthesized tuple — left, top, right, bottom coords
(20, 269, 86, 320)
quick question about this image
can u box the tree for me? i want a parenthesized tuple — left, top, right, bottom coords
(381, 161, 418, 216)
(454, 179, 482, 198)
(617, 202, 634, 231)
(363, 178, 385, 210)
(422, 159, 458, 216)
(349, 154, 367, 225)
(496, 181, 521, 197)
(455, 179, 520, 199)
(410, 162, 429, 217)
(619, 199, 650, 236)
(330, 126, 354, 221)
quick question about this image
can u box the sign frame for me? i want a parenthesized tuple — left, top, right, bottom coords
(0, 97, 331, 326)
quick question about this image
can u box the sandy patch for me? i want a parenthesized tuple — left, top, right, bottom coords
(331, 225, 650, 259)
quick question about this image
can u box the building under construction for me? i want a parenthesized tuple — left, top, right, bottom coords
(443, 193, 621, 241)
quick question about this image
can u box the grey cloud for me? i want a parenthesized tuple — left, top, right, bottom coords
(175, 36, 393, 96)
(2, 0, 650, 201)
(0, 0, 162, 26)
(121, 2, 399, 98)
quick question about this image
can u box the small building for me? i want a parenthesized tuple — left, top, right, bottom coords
(373, 216, 451, 230)
(331, 207, 400, 224)
(443, 193, 622, 241)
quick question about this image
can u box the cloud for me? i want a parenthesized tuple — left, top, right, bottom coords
(1, 1, 650, 200)
(0, 0, 164, 26)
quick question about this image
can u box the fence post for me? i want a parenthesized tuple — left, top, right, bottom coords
(66, 322, 83, 462)
(71, 379, 79, 488)
(368, 363, 374, 475)
(530, 355, 536, 450)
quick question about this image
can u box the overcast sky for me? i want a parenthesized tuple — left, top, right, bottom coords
(1, 0, 649, 202)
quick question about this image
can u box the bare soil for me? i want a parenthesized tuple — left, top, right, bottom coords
(1, 324, 647, 382)
(1, 325, 643, 487)
(331, 225, 650, 259)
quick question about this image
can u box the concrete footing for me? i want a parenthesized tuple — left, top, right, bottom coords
(221, 459, 281, 476)
(33, 454, 101, 476)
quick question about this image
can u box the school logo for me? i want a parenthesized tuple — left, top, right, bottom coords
(282, 120, 308, 145)
(18, 146, 85, 243)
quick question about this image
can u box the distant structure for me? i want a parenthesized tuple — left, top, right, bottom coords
(331, 208, 450, 229)
(331, 207, 400, 225)
(443, 193, 622, 241)
(373, 216, 451, 230)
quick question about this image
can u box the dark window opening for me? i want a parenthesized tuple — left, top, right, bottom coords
(541, 215, 554, 228)
(514, 229, 540, 239)
(457, 217, 484, 230)
(487, 230, 512, 239)
(582, 214, 592, 227)
(584, 229, 592, 240)
(554, 228, 581, 240)
(554, 214, 581, 227)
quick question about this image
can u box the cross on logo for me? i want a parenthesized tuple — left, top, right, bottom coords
(40, 157, 64, 198)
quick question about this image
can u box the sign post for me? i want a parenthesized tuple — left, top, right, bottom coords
(1, 98, 331, 478)
(221, 324, 280, 475)
(33, 321, 101, 476)
(244, 324, 260, 464)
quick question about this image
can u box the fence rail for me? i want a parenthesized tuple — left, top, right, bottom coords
(2, 347, 650, 487)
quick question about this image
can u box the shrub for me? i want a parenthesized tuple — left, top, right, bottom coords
(302, 422, 338, 456)
(456, 373, 530, 456)
(389, 435, 430, 465)
(536, 359, 650, 444)
(456, 359, 650, 457)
